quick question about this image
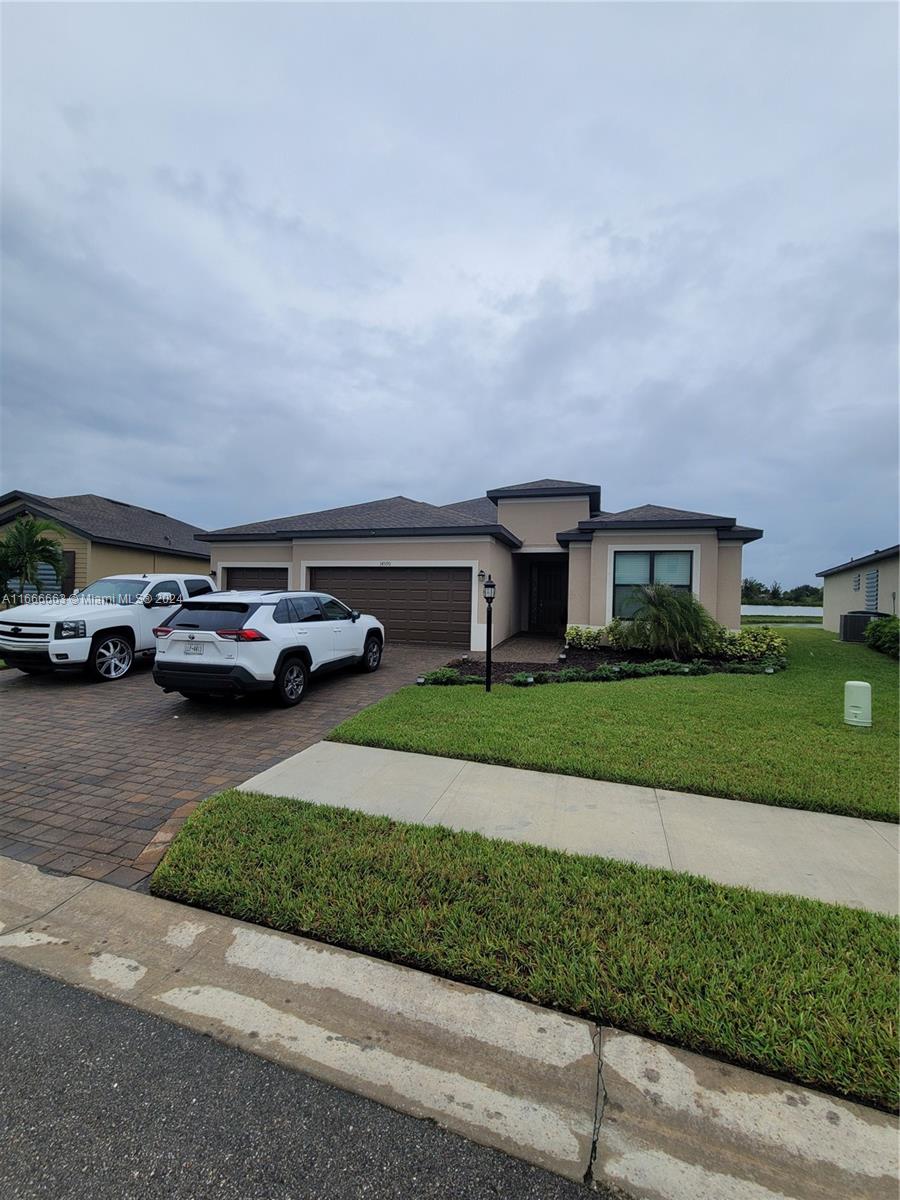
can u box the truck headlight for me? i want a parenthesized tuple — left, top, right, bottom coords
(55, 620, 86, 639)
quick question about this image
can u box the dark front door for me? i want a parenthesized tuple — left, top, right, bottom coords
(529, 561, 568, 634)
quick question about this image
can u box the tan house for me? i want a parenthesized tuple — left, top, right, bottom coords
(201, 478, 762, 650)
(817, 545, 899, 634)
(0, 489, 210, 593)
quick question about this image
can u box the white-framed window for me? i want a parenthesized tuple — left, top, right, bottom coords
(613, 550, 693, 618)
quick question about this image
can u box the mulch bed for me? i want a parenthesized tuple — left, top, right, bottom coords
(447, 646, 658, 683)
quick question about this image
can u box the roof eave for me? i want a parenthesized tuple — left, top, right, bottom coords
(487, 484, 602, 505)
(816, 544, 900, 577)
(201, 525, 523, 549)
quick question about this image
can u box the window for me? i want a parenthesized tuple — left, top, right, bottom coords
(185, 578, 214, 597)
(613, 550, 693, 619)
(272, 599, 294, 624)
(319, 596, 351, 620)
(79, 578, 147, 604)
(148, 580, 182, 603)
(865, 569, 879, 611)
(852, 573, 861, 592)
(290, 596, 323, 622)
(166, 602, 259, 630)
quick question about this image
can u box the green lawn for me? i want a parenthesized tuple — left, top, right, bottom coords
(332, 629, 899, 822)
(152, 790, 899, 1110)
(741, 614, 822, 625)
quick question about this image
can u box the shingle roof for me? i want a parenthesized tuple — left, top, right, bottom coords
(203, 495, 522, 547)
(0, 490, 209, 559)
(487, 478, 601, 495)
(586, 504, 736, 525)
(817, 544, 899, 578)
(558, 502, 762, 545)
(440, 496, 499, 522)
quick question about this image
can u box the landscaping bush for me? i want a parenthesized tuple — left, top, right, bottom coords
(421, 666, 483, 685)
(865, 615, 899, 659)
(565, 624, 607, 649)
(706, 625, 788, 665)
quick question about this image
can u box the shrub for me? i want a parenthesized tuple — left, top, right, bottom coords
(618, 584, 719, 660)
(421, 667, 483, 685)
(565, 624, 607, 649)
(706, 625, 788, 664)
(605, 618, 631, 649)
(865, 615, 899, 659)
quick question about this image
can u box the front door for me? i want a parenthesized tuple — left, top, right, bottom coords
(529, 562, 568, 634)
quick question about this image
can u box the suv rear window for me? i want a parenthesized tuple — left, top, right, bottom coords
(164, 602, 261, 630)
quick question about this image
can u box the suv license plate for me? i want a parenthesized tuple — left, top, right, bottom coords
(184, 643, 204, 655)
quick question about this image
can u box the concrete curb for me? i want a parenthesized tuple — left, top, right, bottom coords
(0, 858, 896, 1197)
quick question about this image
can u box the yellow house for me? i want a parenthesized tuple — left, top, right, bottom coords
(0, 489, 210, 594)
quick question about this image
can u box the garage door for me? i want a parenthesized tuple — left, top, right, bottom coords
(308, 567, 472, 645)
(225, 566, 289, 591)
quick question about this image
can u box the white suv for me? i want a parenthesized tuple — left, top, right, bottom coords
(0, 573, 217, 681)
(152, 590, 385, 705)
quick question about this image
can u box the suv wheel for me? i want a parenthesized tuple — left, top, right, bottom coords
(360, 636, 382, 673)
(274, 658, 308, 707)
(88, 633, 134, 681)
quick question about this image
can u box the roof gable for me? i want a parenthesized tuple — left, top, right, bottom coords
(0, 490, 209, 559)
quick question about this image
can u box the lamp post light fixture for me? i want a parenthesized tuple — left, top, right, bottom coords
(483, 574, 496, 693)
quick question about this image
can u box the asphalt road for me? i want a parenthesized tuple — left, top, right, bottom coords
(0, 961, 601, 1200)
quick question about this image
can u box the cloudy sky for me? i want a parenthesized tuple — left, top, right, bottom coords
(2, 2, 896, 585)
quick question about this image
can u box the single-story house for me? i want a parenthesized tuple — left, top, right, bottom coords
(0, 490, 210, 594)
(816, 545, 899, 633)
(200, 478, 762, 650)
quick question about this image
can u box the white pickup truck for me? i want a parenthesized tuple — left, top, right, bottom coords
(0, 573, 217, 680)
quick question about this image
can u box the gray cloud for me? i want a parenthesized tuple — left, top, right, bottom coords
(1, 2, 896, 584)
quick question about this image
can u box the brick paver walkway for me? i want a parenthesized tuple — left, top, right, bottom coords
(0, 644, 452, 888)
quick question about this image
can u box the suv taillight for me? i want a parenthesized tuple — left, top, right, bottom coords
(215, 628, 269, 642)
(153, 626, 175, 637)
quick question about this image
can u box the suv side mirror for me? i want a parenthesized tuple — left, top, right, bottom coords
(351, 610, 360, 622)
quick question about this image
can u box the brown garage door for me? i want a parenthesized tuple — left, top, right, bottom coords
(225, 566, 289, 591)
(308, 567, 471, 645)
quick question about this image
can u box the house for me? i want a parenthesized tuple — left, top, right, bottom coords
(816, 545, 899, 633)
(0, 490, 210, 594)
(201, 478, 762, 650)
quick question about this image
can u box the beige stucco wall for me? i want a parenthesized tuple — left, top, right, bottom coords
(496, 497, 590, 549)
(715, 542, 744, 630)
(822, 556, 899, 633)
(587, 530, 724, 626)
(88, 544, 211, 581)
(566, 543, 592, 625)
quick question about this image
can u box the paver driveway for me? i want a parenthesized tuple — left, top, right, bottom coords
(0, 644, 454, 887)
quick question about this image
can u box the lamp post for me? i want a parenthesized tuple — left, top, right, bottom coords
(483, 574, 496, 692)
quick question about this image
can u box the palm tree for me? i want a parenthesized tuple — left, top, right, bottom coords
(0, 516, 67, 601)
(623, 583, 719, 660)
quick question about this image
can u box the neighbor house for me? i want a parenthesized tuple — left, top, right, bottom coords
(0, 490, 210, 594)
(817, 545, 899, 633)
(201, 478, 762, 650)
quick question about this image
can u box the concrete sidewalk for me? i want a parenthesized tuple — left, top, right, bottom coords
(241, 742, 899, 915)
(1, 857, 896, 1200)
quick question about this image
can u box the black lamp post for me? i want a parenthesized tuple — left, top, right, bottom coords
(483, 574, 496, 692)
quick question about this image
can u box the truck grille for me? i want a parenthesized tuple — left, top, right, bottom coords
(0, 622, 50, 640)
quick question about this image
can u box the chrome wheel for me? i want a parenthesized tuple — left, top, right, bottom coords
(282, 663, 305, 701)
(94, 637, 133, 680)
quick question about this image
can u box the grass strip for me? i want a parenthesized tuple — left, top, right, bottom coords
(152, 789, 899, 1111)
(331, 629, 898, 821)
